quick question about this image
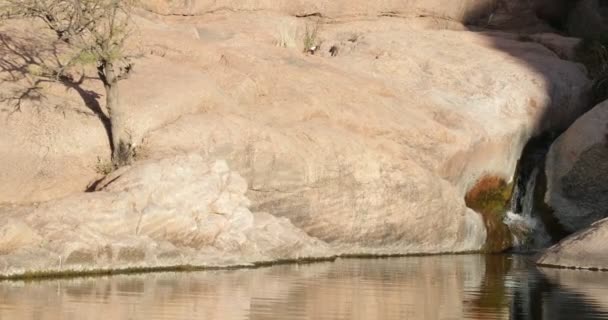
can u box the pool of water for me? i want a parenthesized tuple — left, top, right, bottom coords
(1, 254, 608, 320)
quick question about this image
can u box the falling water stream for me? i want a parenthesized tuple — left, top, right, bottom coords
(503, 134, 569, 251)
(504, 167, 551, 250)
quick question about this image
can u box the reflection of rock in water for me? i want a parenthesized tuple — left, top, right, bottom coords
(511, 265, 608, 320)
(1, 255, 607, 320)
(466, 254, 512, 318)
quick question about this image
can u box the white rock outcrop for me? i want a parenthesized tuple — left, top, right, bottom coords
(0, 155, 329, 277)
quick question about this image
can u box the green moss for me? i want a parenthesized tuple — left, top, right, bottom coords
(465, 177, 514, 253)
(471, 183, 513, 216)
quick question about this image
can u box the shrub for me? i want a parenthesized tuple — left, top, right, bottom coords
(95, 157, 114, 176)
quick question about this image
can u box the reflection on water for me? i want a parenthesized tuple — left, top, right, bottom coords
(1, 255, 608, 320)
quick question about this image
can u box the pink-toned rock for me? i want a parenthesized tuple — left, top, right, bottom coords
(140, 0, 498, 21)
(0, 7, 592, 275)
(0, 155, 329, 277)
(136, 13, 588, 252)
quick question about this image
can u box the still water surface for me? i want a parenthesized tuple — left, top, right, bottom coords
(1, 254, 608, 320)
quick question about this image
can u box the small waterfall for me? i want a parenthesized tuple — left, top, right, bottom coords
(503, 134, 561, 252)
(504, 167, 551, 250)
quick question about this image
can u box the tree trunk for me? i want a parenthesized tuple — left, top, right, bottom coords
(103, 63, 132, 168)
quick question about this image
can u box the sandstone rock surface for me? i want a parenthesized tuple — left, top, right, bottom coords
(545, 100, 608, 232)
(0, 155, 328, 277)
(0, 5, 592, 276)
(537, 217, 608, 270)
(141, 0, 499, 21)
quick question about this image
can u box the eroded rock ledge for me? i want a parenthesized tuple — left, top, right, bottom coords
(0, 155, 330, 278)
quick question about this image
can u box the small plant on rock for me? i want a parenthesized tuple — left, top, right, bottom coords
(95, 157, 114, 176)
(303, 22, 320, 54)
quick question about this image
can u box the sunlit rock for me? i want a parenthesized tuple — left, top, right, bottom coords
(0, 155, 329, 277)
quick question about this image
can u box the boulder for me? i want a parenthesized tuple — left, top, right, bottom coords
(138, 14, 588, 253)
(537, 217, 608, 270)
(0, 10, 591, 274)
(0, 155, 329, 277)
(545, 100, 608, 232)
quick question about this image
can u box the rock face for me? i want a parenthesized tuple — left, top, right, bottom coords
(136, 14, 588, 253)
(0, 4, 592, 276)
(142, 0, 607, 32)
(545, 101, 608, 232)
(141, 0, 499, 21)
(537, 217, 608, 270)
(0, 155, 328, 277)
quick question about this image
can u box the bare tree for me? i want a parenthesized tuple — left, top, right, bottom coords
(0, 0, 136, 167)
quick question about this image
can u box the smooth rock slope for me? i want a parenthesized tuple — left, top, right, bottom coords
(0, 5, 592, 276)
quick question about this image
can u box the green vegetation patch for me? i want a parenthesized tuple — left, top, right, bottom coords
(465, 176, 514, 253)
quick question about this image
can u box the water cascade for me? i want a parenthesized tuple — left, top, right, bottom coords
(504, 167, 551, 250)
(503, 134, 569, 251)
